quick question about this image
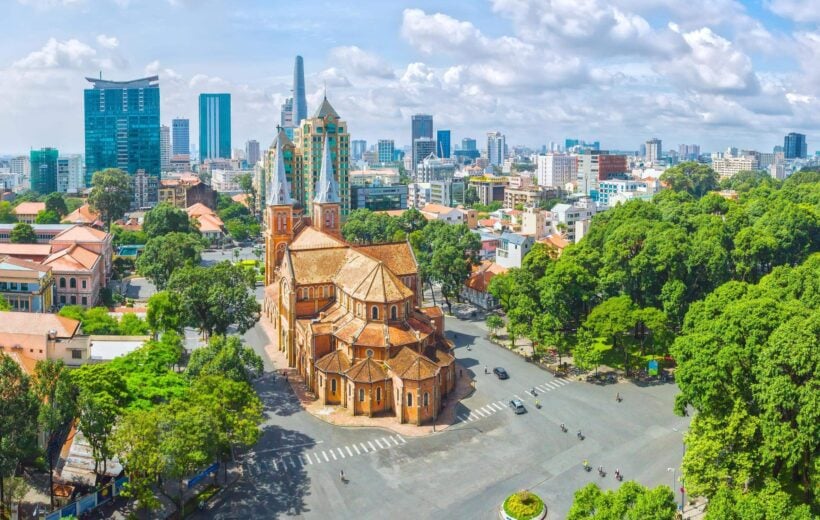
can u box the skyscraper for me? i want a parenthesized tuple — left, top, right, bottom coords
(293, 56, 307, 126)
(377, 139, 395, 164)
(413, 137, 436, 173)
(172, 118, 190, 156)
(351, 140, 367, 161)
(280, 97, 294, 138)
(160, 124, 171, 172)
(245, 139, 261, 166)
(293, 96, 350, 216)
(784, 132, 807, 159)
(30, 147, 59, 194)
(645, 138, 662, 163)
(84, 75, 161, 191)
(436, 129, 451, 159)
(487, 131, 506, 166)
(57, 154, 84, 194)
(199, 93, 231, 160)
(411, 114, 433, 172)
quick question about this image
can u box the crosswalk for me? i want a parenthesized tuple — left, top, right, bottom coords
(244, 435, 407, 476)
(457, 378, 573, 424)
(528, 378, 572, 395)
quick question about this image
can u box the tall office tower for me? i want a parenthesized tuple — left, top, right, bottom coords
(351, 139, 367, 161)
(172, 118, 190, 156)
(160, 124, 171, 172)
(245, 139, 261, 166)
(199, 93, 231, 160)
(577, 150, 628, 195)
(678, 144, 700, 161)
(413, 137, 436, 172)
(411, 114, 433, 172)
(487, 131, 506, 166)
(784, 132, 807, 159)
(462, 138, 477, 151)
(377, 139, 395, 164)
(293, 56, 308, 126)
(84, 76, 161, 198)
(293, 96, 350, 216)
(536, 154, 575, 187)
(645, 138, 662, 163)
(10, 156, 30, 182)
(57, 154, 84, 193)
(436, 129, 451, 159)
(30, 147, 59, 194)
(280, 97, 294, 136)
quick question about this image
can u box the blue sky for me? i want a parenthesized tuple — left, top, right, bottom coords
(2, 0, 820, 155)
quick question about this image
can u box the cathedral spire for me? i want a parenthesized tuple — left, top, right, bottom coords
(268, 141, 293, 206)
(313, 133, 340, 204)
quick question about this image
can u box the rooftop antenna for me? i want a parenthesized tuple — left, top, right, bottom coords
(99, 70, 102, 80)
(323, 80, 327, 99)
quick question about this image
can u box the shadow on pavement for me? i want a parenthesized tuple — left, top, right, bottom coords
(255, 372, 303, 418)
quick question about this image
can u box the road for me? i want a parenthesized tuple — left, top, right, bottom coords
(204, 312, 689, 519)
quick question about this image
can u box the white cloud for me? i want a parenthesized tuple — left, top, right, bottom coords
(328, 46, 395, 79)
(766, 0, 820, 23)
(13, 38, 97, 69)
(96, 34, 119, 49)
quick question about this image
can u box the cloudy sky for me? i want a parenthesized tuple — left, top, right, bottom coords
(2, 0, 819, 155)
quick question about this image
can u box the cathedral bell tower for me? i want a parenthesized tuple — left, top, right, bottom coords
(312, 133, 341, 236)
(264, 139, 294, 285)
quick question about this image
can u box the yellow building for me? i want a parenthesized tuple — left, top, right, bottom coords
(0, 256, 54, 312)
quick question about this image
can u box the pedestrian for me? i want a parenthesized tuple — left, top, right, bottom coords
(459, 369, 462, 378)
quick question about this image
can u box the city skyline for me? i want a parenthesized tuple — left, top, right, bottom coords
(2, 1, 820, 154)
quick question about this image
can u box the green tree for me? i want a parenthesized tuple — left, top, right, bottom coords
(88, 168, 133, 231)
(167, 262, 260, 337)
(567, 481, 677, 520)
(659, 161, 719, 199)
(119, 313, 151, 335)
(426, 224, 480, 313)
(186, 335, 263, 384)
(79, 307, 120, 335)
(236, 172, 257, 217)
(0, 355, 39, 517)
(147, 290, 186, 336)
(111, 408, 164, 510)
(44, 192, 69, 216)
(111, 224, 148, 246)
(572, 330, 604, 375)
(136, 232, 204, 290)
(583, 295, 638, 374)
(77, 391, 118, 477)
(0, 201, 17, 223)
(9, 222, 37, 243)
(35, 209, 61, 224)
(142, 202, 197, 238)
(486, 315, 503, 338)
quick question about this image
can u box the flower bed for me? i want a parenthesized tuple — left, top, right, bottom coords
(501, 490, 546, 520)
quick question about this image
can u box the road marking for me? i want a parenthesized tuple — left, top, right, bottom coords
(457, 414, 469, 422)
(496, 400, 506, 408)
(381, 437, 391, 448)
(304, 454, 312, 465)
(250, 440, 324, 456)
(368, 441, 377, 451)
(544, 381, 559, 389)
(375, 438, 385, 449)
(396, 435, 406, 444)
(353, 444, 361, 455)
(337, 448, 346, 458)
(514, 394, 522, 401)
(346, 446, 354, 457)
(288, 456, 296, 468)
(312, 452, 322, 464)
(330, 450, 337, 460)
(536, 385, 548, 393)
(360, 442, 369, 453)
(272, 460, 279, 471)
(322, 451, 330, 462)
(474, 408, 486, 418)
(477, 406, 491, 415)
(490, 402, 504, 411)
(389, 436, 400, 446)
(555, 379, 569, 385)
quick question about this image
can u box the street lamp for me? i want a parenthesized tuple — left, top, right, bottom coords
(667, 467, 683, 512)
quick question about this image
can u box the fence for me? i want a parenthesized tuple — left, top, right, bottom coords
(45, 476, 129, 520)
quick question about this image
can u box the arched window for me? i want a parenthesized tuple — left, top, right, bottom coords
(359, 389, 365, 402)
(423, 392, 429, 407)
(376, 387, 381, 402)
(59, 277, 65, 288)
(390, 305, 398, 320)
(371, 306, 379, 320)
(331, 379, 337, 394)
(308, 287, 314, 299)
(405, 301, 410, 316)
(69, 278, 76, 289)
(407, 393, 413, 406)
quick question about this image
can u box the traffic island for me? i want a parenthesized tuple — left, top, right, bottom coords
(500, 490, 547, 520)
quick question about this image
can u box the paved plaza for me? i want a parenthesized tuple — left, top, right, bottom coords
(202, 310, 690, 520)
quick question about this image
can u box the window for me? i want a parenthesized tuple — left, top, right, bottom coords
(391, 305, 398, 320)
(20, 283, 28, 291)
(407, 393, 413, 406)
(371, 306, 379, 320)
(71, 350, 82, 360)
(81, 280, 87, 289)
(81, 297, 87, 306)
(60, 296, 65, 304)
(331, 379, 337, 394)
(70, 296, 76, 304)
(359, 389, 365, 402)
(69, 278, 76, 289)
(376, 387, 381, 402)
(424, 392, 429, 407)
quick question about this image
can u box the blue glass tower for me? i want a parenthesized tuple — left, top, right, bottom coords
(30, 147, 59, 194)
(293, 56, 307, 126)
(436, 129, 451, 158)
(84, 76, 161, 187)
(172, 118, 190, 155)
(199, 93, 232, 160)
(784, 132, 807, 159)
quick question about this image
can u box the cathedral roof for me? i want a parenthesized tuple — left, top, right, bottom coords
(267, 140, 293, 206)
(289, 226, 347, 251)
(354, 242, 418, 277)
(346, 356, 389, 383)
(334, 253, 414, 304)
(315, 350, 351, 374)
(313, 134, 341, 204)
(386, 347, 439, 381)
(313, 96, 340, 119)
(269, 127, 293, 150)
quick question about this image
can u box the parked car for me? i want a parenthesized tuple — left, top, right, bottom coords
(493, 367, 509, 379)
(509, 399, 526, 414)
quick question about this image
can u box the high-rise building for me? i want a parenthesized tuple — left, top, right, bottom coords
(436, 129, 451, 159)
(411, 114, 433, 172)
(293, 56, 307, 126)
(199, 93, 231, 160)
(293, 96, 350, 216)
(678, 144, 700, 161)
(577, 151, 628, 195)
(245, 139, 260, 166)
(462, 138, 477, 151)
(84, 76, 161, 195)
(57, 154, 84, 194)
(172, 118, 190, 156)
(30, 147, 59, 194)
(280, 97, 294, 134)
(377, 139, 395, 164)
(10, 156, 30, 184)
(413, 137, 436, 173)
(160, 124, 171, 172)
(487, 131, 506, 166)
(645, 138, 662, 163)
(536, 154, 576, 188)
(784, 132, 807, 159)
(351, 140, 367, 161)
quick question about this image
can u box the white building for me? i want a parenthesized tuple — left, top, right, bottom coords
(160, 124, 171, 172)
(211, 168, 252, 193)
(57, 155, 84, 194)
(536, 154, 575, 188)
(547, 198, 597, 243)
(487, 131, 506, 166)
(408, 182, 431, 209)
(416, 156, 456, 182)
(596, 178, 659, 207)
(419, 203, 464, 224)
(10, 156, 29, 190)
(646, 138, 662, 163)
(495, 231, 534, 269)
(711, 156, 759, 179)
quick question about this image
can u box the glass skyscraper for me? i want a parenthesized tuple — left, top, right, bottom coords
(436, 129, 451, 159)
(83, 76, 161, 187)
(30, 147, 59, 194)
(199, 93, 232, 160)
(293, 56, 307, 126)
(411, 114, 433, 173)
(784, 132, 807, 159)
(172, 118, 190, 155)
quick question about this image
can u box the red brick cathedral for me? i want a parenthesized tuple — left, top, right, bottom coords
(263, 134, 455, 425)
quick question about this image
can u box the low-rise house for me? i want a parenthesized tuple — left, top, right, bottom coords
(51, 225, 113, 283)
(546, 198, 597, 243)
(419, 203, 464, 224)
(0, 243, 53, 263)
(495, 231, 534, 269)
(462, 260, 508, 309)
(538, 234, 570, 257)
(12, 201, 46, 223)
(0, 256, 55, 312)
(0, 223, 73, 244)
(158, 174, 217, 210)
(44, 245, 103, 307)
(0, 311, 80, 373)
(61, 204, 102, 227)
(187, 202, 225, 241)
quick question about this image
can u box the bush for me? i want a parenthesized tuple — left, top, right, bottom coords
(503, 490, 544, 520)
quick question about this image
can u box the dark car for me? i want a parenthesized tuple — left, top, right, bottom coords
(509, 399, 526, 414)
(493, 367, 509, 379)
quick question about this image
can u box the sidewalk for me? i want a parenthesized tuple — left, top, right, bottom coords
(257, 316, 476, 437)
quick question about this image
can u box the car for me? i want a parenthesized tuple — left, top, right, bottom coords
(493, 367, 509, 379)
(509, 399, 526, 414)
